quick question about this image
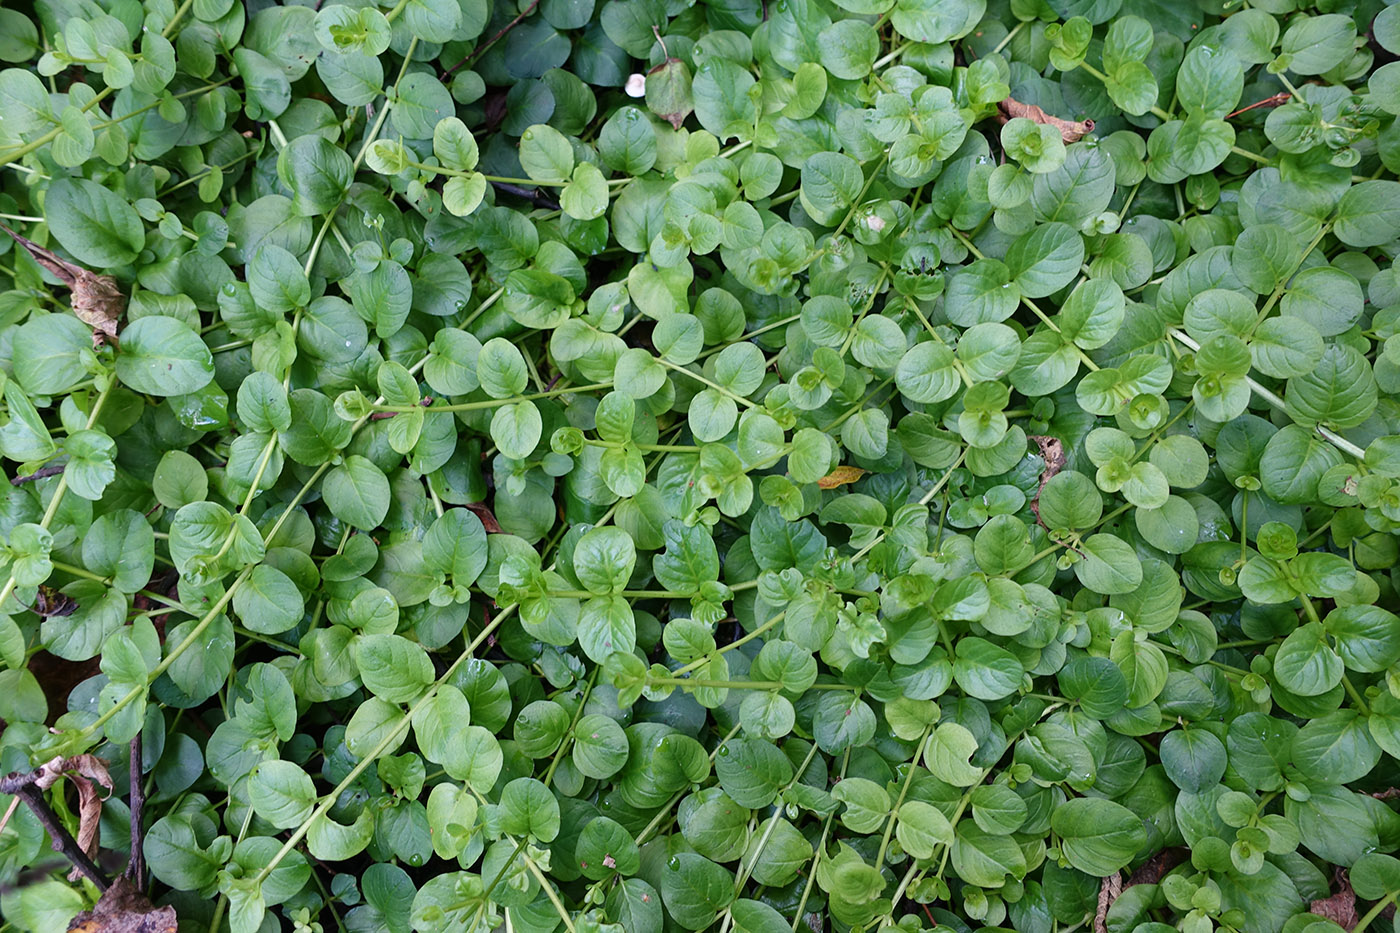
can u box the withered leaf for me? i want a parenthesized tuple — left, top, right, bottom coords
(463, 501, 503, 534)
(817, 465, 868, 489)
(1, 223, 124, 347)
(997, 97, 1095, 143)
(1310, 870, 1358, 930)
(67, 876, 177, 933)
(645, 58, 694, 131)
(34, 754, 113, 881)
(1029, 434, 1066, 524)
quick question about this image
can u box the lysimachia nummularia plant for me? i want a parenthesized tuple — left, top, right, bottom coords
(3, 0, 1400, 931)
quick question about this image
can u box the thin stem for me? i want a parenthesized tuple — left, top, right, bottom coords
(790, 748, 850, 930)
(0, 381, 113, 613)
(991, 20, 1026, 55)
(672, 611, 786, 676)
(871, 42, 909, 70)
(443, 0, 542, 77)
(657, 359, 757, 409)
(374, 382, 613, 412)
(1354, 892, 1398, 931)
(851, 452, 967, 562)
(128, 732, 145, 882)
(1166, 329, 1365, 459)
(253, 602, 521, 887)
(523, 854, 578, 933)
(875, 727, 932, 868)
(0, 778, 109, 891)
(634, 722, 742, 847)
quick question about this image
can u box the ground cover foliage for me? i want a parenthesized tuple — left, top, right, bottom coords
(4, 0, 1400, 931)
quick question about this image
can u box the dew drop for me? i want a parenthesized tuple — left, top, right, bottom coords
(668, 856, 681, 871)
(718, 744, 730, 756)
(222, 282, 237, 295)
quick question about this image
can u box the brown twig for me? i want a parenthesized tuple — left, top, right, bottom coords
(491, 181, 562, 211)
(128, 734, 144, 883)
(442, 0, 542, 79)
(0, 771, 110, 891)
(11, 463, 66, 485)
(1227, 92, 1290, 119)
(1095, 872, 1122, 933)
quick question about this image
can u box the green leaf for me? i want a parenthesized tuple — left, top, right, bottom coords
(234, 564, 304, 634)
(355, 633, 435, 703)
(924, 722, 983, 786)
(115, 316, 214, 396)
(519, 123, 575, 182)
(44, 177, 144, 266)
(322, 455, 391, 530)
(1051, 798, 1146, 876)
(1333, 180, 1400, 248)
(660, 854, 734, 930)
(249, 760, 317, 829)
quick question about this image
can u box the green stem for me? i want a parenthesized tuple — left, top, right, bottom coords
(83, 568, 249, 738)
(375, 382, 613, 412)
(523, 854, 579, 933)
(871, 42, 909, 70)
(48, 561, 108, 584)
(831, 152, 889, 241)
(1166, 329, 1365, 460)
(646, 677, 857, 690)
(0, 381, 113, 613)
(547, 588, 695, 599)
(657, 359, 757, 409)
(1249, 222, 1331, 332)
(672, 611, 786, 676)
(542, 669, 597, 787)
(875, 727, 932, 869)
(851, 451, 966, 562)
(301, 44, 408, 277)
(1354, 892, 1398, 931)
(991, 20, 1026, 55)
(790, 749, 850, 930)
(253, 601, 520, 887)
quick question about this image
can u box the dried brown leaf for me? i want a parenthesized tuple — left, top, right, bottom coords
(997, 97, 1095, 143)
(1029, 435, 1065, 524)
(1, 224, 124, 346)
(464, 502, 503, 534)
(817, 466, 868, 490)
(1125, 847, 1189, 887)
(67, 876, 177, 933)
(1309, 870, 1357, 930)
(34, 754, 113, 882)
